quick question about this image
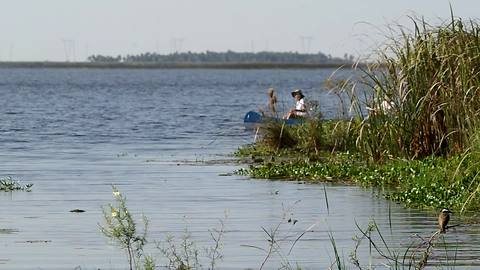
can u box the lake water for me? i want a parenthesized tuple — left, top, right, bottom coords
(0, 68, 478, 270)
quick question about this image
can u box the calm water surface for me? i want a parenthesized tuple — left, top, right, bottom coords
(0, 68, 479, 269)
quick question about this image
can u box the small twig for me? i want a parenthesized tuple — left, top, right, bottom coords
(411, 230, 440, 269)
(354, 221, 398, 262)
(240, 244, 267, 252)
(287, 223, 317, 255)
(446, 224, 461, 230)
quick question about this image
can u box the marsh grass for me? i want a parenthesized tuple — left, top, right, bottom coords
(251, 119, 358, 157)
(259, 121, 297, 150)
(297, 119, 324, 155)
(329, 231, 346, 270)
(353, 14, 480, 161)
(323, 184, 330, 215)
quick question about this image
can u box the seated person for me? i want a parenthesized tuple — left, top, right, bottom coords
(283, 89, 307, 119)
(259, 88, 278, 117)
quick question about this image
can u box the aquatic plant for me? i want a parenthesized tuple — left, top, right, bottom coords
(296, 119, 324, 155)
(259, 121, 297, 150)
(237, 149, 480, 211)
(101, 186, 226, 270)
(204, 219, 226, 270)
(350, 220, 458, 270)
(329, 231, 347, 270)
(158, 229, 201, 270)
(100, 186, 154, 270)
(246, 119, 358, 157)
(327, 120, 359, 153)
(157, 219, 226, 270)
(353, 14, 480, 160)
(0, 176, 33, 192)
(241, 202, 315, 270)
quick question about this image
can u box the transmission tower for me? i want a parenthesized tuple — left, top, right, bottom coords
(170, 38, 184, 53)
(8, 43, 14, 61)
(62, 39, 76, 62)
(299, 36, 313, 54)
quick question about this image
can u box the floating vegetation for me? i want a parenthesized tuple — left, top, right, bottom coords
(24, 240, 52, 244)
(237, 151, 480, 211)
(0, 228, 19, 234)
(0, 177, 33, 192)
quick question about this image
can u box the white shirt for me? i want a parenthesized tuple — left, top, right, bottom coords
(295, 98, 306, 116)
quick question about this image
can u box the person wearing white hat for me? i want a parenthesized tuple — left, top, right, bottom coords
(283, 89, 306, 119)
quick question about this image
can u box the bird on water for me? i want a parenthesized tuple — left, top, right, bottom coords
(438, 208, 452, 233)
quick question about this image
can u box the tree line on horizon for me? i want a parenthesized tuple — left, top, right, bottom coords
(87, 51, 355, 64)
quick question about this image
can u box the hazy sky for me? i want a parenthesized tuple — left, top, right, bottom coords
(1, 0, 479, 61)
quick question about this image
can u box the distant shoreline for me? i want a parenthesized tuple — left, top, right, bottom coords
(0, 61, 359, 69)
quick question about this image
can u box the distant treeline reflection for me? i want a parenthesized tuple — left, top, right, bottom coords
(87, 51, 355, 65)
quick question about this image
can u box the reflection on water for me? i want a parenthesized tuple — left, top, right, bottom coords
(0, 68, 479, 269)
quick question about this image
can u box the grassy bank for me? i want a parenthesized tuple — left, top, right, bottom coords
(236, 15, 480, 213)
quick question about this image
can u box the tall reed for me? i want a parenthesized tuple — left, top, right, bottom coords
(355, 15, 480, 160)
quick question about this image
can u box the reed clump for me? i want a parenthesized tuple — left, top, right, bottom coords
(258, 121, 297, 150)
(358, 15, 480, 160)
(252, 119, 357, 155)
